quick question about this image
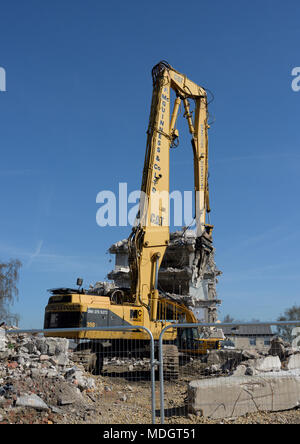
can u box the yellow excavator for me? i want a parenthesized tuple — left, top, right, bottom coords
(44, 61, 222, 377)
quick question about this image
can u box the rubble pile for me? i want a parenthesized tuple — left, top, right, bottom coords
(107, 230, 222, 323)
(2, 322, 299, 423)
(203, 336, 300, 377)
(0, 326, 101, 424)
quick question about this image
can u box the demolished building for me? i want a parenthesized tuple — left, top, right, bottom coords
(107, 229, 222, 323)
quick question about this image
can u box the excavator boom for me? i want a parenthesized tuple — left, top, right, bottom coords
(128, 61, 214, 318)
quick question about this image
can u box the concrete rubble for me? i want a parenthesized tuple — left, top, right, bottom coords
(0, 326, 102, 423)
(1, 324, 300, 422)
(0, 326, 161, 424)
(107, 229, 222, 323)
(104, 356, 152, 371)
(188, 336, 300, 418)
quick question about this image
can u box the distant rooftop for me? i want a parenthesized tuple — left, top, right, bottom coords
(222, 324, 273, 337)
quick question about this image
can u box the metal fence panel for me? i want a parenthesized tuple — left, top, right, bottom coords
(2, 326, 156, 424)
(2, 322, 300, 424)
(158, 321, 300, 424)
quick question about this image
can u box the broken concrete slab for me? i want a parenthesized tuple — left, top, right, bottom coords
(254, 356, 281, 372)
(34, 337, 69, 357)
(188, 374, 300, 419)
(232, 364, 247, 376)
(57, 384, 85, 406)
(286, 354, 300, 371)
(16, 393, 49, 411)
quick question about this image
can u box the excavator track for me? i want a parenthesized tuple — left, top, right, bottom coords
(162, 344, 179, 380)
(71, 346, 103, 375)
(71, 349, 97, 373)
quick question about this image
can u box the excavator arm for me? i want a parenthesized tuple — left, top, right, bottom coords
(128, 61, 213, 320)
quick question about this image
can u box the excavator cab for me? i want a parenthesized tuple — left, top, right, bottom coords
(177, 327, 221, 355)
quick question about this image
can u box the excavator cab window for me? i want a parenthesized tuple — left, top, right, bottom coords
(178, 328, 199, 350)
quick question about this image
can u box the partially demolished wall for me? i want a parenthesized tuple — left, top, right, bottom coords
(107, 230, 222, 323)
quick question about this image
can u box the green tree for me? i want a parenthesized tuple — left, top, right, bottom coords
(0, 259, 22, 326)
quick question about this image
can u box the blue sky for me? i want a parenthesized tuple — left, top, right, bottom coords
(0, 0, 299, 328)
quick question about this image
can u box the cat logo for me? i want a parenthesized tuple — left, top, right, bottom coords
(130, 309, 143, 322)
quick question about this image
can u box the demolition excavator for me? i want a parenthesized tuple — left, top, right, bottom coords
(44, 61, 222, 377)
